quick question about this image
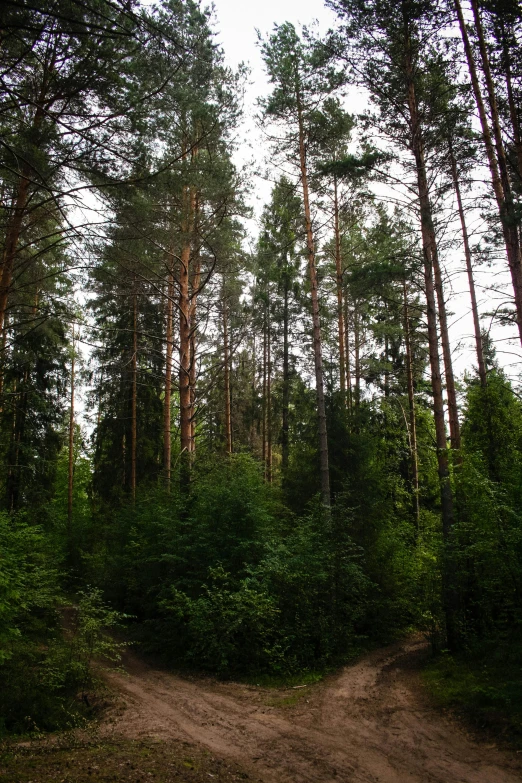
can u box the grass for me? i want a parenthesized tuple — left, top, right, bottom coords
(422, 640, 522, 748)
(0, 735, 253, 783)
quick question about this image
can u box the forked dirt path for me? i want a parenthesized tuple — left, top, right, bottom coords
(103, 638, 522, 783)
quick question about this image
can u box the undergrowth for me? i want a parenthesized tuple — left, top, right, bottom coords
(423, 641, 522, 748)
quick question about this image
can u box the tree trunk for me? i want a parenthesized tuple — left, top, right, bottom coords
(344, 293, 352, 410)
(0, 94, 47, 337)
(403, 11, 457, 647)
(250, 332, 257, 451)
(384, 330, 390, 398)
(0, 176, 31, 336)
(163, 259, 174, 489)
(267, 306, 272, 482)
(454, 0, 522, 345)
(189, 249, 201, 454)
(428, 227, 461, 451)
(9, 369, 29, 511)
(500, 20, 522, 182)
(282, 267, 290, 474)
(6, 378, 17, 510)
(402, 17, 461, 450)
(223, 288, 232, 455)
(296, 90, 330, 507)
(403, 282, 420, 529)
(179, 238, 192, 461)
(354, 304, 361, 406)
(179, 184, 196, 479)
(333, 176, 346, 401)
(470, 0, 517, 204)
(262, 304, 267, 468)
(131, 292, 137, 502)
(0, 312, 9, 413)
(68, 329, 75, 536)
(448, 139, 487, 387)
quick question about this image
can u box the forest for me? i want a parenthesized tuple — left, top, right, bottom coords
(1, 0, 522, 763)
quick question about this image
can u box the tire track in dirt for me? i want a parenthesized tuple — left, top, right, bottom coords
(103, 639, 522, 783)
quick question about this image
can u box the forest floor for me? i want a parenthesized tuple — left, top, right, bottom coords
(2, 637, 522, 783)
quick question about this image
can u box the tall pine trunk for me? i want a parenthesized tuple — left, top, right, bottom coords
(0, 89, 47, 336)
(68, 329, 76, 537)
(0, 176, 31, 336)
(223, 286, 232, 454)
(454, 0, 522, 345)
(282, 266, 290, 474)
(344, 294, 352, 410)
(333, 176, 347, 401)
(8, 370, 29, 511)
(296, 91, 330, 507)
(189, 246, 201, 454)
(179, 238, 192, 461)
(262, 304, 267, 468)
(426, 223, 461, 451)
(179, 184, 196, 479)
(403, 7, 457, 647)
(403, 282, 420, 528)
(354, 304, 361, 406)
(448, 139, 487, 387)
(0, 312, 9, 413)
(266, 306, 272, 482)
(499, 20, 522, 182)
(163, 258, 175, 489)
(131, 291, 137, 502)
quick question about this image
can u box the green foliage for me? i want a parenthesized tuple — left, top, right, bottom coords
(0, 513, 123, 735)
(3, 0, 522, 748)
(452, 372, 522, 644)
(0, 513, 58, 665)
(87, 456, 388, 675)
(157, 569, 281, 674)
(424, 642, 522, 746)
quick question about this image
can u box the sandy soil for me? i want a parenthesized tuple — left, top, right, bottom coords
(103, 639, 522, 783)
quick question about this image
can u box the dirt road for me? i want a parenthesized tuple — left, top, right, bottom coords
(104, 639, 522, 783)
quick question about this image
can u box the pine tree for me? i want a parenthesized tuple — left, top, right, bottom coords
(259, 23, 344, 507)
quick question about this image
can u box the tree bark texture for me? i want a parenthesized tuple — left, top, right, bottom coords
(403, 10, 457, 647)
(163, 259, 175, 489)
(448, 139, 487, 387)
(296, 89, 330, 507)
(189, 247, 201, 454)
(179, 184, 197, 473)
(223, 289, 232, 455)
(266, 305, 272, 482)
(354, 305, 361, 406)
(333, 176, 347, 401)
(68, 329, 75, 534)
(131, 292, 137, 502)
(403, 283, 420, 528)
(454, 0, 522, 346)
(282, 267, 290, 473)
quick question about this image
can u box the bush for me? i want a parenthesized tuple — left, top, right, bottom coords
(0, 513, 123, 735)
(423, 641, 522, 746)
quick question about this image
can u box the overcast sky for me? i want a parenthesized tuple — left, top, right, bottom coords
(208, 0, 521, 382)
(213, 0, 336, 79)
(212, 0, 344, 220)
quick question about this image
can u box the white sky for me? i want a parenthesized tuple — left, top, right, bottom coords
(212, 0, 343, 219)
(210, 0, 522, 385)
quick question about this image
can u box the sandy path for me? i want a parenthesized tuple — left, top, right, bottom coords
(103, 639, 522, 783)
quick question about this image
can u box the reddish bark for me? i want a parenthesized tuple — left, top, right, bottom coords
(454, 0, 522, 345)
(448, 140, 487, 387)
(296, 88, 330, 506)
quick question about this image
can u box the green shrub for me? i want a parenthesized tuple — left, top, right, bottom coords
(0, 513, 124, 735)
